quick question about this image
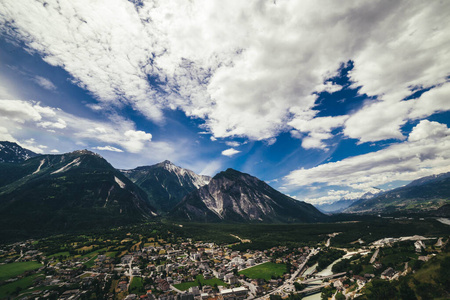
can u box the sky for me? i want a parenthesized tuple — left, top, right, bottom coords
(0, 0, 449, 206)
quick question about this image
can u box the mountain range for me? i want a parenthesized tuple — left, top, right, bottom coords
(0, 148, 156, 240)
(1, 141, 449, 240)
(0, 142, 327, 240)
(345, 172, 450, 214)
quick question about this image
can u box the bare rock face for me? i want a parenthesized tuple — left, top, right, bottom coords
(121, 160, 211, 213)
(171, 168, 327, 223)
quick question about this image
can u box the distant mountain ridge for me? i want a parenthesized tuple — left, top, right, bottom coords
(315, 199, 356, 213)
(345, 172, 450, 213)
(0, 141, 38, 163)
(315, 188, 383, 213)
(121, 160, 211, 213)
(170, 168, 327, 223)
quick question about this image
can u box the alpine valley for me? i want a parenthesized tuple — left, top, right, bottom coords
(1, 141, 450, 241)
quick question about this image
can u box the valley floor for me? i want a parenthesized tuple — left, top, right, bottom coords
(0, 219, 448, 300)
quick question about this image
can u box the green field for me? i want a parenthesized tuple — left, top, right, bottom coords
(83, 255, 98, 268)
(106, 251, 117, 258)
(0, 273, 44, 298)
(48, 251, 70, 259)
(239, 262, 287, 281)
(0, 261, 42, 281)
(173, 275, 227, 291)
(129, 277, 145, 295)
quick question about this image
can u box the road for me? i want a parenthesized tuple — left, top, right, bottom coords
(253, 248, 319, 300)
(126, 257, 134, 289)
(239, 279, 257, 299)
(300, 272, 346, 285)
(369, 248, 380, 264)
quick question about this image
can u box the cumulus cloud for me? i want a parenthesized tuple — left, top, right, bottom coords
(289, 115, 348, 149)
(221, 148, 240, 157)
(1, 0, 448, 147)
(225, 141, 240, 147)
(0, 99, 154, 154)
(284, 120, 450, 191)
(344, 82, 450, 143)
(93, 146, 124, 152)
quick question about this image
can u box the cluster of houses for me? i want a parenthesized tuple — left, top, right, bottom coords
(1, 233, 446, 300)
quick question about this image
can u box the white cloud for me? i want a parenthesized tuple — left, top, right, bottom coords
(221, 148, 240, 157)
(289, 115, 348, 149)
(315, 81, 343, 94)
(19, 138, 47, 153)
(284, 120, 450, 191)
(0, 100, 44, 123)
(304, 189, 367, 205)
(38, 118, 67, 129)
(225, 141, 240, 147)
(1, 0, 448, 147)
(50, 149, 59, 153)
(408, 120, 449, 142)
(93, 146, 124, 152)
(0, 126, 16, 142)
(0, 99, 154, 154)
(343, 82, 450, 143)
(343, 100, 411, 143)
(32, 76, 56, 91)
(199, 160, 222, 177)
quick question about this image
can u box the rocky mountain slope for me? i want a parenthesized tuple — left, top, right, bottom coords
(345, 172, 450, 213)
(0, 141, 38, 163)
(0, 149, 156, 239)
(121, 160, 211, 213)
(170, 168, 327, 223)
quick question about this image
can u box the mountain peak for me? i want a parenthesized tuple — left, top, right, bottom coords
(71, 149, 101, 157)
(214, 168, 249, 180)
(171, 168, 326, 223)
(0, 141, 38, 163)
(120, 161, 211, 213)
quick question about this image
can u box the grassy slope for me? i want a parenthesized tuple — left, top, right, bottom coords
(0, 261, 42, 281)
(0, 273, 44, 298)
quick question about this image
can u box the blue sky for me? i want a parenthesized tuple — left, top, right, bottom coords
(1, 0, 450, 205)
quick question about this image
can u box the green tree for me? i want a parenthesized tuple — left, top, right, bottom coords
(367, 279, 396, 300)
(398, 281, 417, 300)
(294, 282, 305, 291)
(335, 292, 345, 300)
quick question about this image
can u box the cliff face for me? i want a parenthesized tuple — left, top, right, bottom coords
(171, 168, 327, 223)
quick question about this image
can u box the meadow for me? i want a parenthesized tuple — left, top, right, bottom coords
(238, 262, 287, 281)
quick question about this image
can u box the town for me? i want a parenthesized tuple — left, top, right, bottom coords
(0, 222, 448, 300)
